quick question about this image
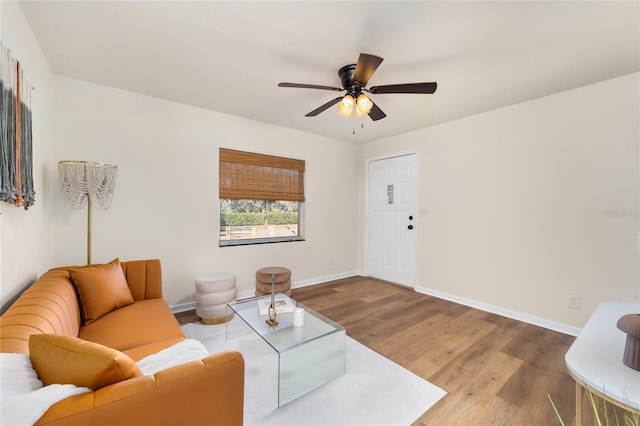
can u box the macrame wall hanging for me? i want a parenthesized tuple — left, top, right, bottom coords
(1, 41, 35, 210)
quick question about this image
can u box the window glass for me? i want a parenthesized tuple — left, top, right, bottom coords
(219, 199, 301, 245)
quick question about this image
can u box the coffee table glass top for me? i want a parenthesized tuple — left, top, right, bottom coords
(225, 294, 344, 353)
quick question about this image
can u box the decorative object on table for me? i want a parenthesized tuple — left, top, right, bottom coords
(255, 266, 292, 296)
(294, 307, 305, 327)
(257, 295, 295, 315)
(0, 42, 35, 209)
(617, 313, 640, 371)
(195, 272, 237, 325)
(58, 161, 117, 264)
(266, 273, 279, 326)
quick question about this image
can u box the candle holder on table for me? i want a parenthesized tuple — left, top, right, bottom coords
(266, 273, 279, 326)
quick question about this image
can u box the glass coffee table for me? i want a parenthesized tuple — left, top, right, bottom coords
(226, 294, 345, 407)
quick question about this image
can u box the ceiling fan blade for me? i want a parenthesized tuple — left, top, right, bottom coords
(368, 102, 387, 121)
(278, 82, 342, 91)
(305, 97, 343, 117)
(353, 53, 384, 86)
(369, 82, 437, 94)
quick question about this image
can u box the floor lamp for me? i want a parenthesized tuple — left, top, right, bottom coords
(58, 160, 117, 265)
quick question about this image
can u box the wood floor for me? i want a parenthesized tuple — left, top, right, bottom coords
(289, 276, 580, 425)
(177, 276, 606, 425)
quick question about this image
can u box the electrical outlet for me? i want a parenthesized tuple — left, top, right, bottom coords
(568, 296, 581, 310)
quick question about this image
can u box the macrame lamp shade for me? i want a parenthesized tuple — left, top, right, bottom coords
(58, 161, 117, 265)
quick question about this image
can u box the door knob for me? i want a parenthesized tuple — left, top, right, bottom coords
(408, 225, 414, 230)
(409, 215, 413, 220)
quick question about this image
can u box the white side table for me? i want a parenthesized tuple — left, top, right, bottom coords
(565, 301, 640, 425)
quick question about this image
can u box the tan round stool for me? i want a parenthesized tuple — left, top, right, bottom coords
(195, 272, 237, 325)
(255, 266, 292, 297)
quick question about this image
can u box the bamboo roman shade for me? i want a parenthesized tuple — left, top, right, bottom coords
(219, 148, 305, 202)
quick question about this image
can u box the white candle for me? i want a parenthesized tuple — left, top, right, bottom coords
(294, 307, 305, 327)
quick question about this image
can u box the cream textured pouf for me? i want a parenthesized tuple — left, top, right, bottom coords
(195, 272, 237, 325)
(255, 266, 292, 297)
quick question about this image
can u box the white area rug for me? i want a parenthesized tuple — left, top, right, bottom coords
(182, 321, 446, 426)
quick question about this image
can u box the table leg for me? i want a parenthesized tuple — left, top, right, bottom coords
(575, 382, 583, 426)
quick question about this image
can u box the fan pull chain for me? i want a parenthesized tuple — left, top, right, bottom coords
(352, 118, 365, 135)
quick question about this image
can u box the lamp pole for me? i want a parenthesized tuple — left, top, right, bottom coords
(87, 194, 92, 265)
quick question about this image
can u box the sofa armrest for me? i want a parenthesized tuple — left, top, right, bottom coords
(120, 259, 163, 301)
(36, 350, 245, 426)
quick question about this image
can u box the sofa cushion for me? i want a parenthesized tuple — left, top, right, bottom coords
(69, 258, 134, 325)
(29, 334, 142, 390)
(78, 299, 185, 361)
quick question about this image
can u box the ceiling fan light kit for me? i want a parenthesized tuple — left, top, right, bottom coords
(337, 95, 354, 117)
(278, 53, 437, 122)
(337, 93, 373, 118)
(356, 93, 373, 113)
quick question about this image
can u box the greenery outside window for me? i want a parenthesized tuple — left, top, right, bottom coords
(219, 148, 305, 246)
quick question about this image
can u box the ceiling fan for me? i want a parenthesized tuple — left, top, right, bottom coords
(278, 53, 437, 121)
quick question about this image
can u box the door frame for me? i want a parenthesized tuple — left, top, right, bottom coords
(364, 150, 419, 288)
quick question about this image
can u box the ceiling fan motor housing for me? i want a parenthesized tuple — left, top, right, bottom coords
(338, 64, 361, 95)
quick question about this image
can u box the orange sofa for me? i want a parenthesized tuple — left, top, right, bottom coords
(0, 259, 244, 425)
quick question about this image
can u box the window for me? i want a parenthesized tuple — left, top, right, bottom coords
(219, 148, 305, 246)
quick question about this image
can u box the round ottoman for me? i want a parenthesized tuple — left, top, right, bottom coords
(195, 272, 237, 325)
(255, 266, 292, 297)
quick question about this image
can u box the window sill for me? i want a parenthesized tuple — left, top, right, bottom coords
(219, 237, 305, 247)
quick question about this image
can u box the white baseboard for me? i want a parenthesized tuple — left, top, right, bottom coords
(237, 290, 256, 300)
(171, 301, 196, 314)
(171, 271, 360, 313)
(292, 271, 360, 289)
(415, 285, 581, 336)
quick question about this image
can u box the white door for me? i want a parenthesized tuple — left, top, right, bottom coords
(366, 154, 417, 287)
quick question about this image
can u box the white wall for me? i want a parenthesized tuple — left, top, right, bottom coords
(3, 3, 637, 332)
(52, 76, 360, 305)
(0, 2, 54, 308)
(358, 73, 639, 329)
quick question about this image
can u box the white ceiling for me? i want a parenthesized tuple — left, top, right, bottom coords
(19, 1, 640, 144)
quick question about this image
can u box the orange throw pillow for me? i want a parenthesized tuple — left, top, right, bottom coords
(29, 334, 142, 390)
(69, 258, 134, 324)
